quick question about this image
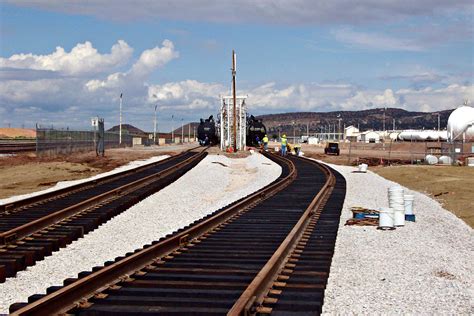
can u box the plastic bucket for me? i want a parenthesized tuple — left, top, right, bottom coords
(358, 163, 368, 172)
(393, 209, 405, 226)
(378, 207, 395, 230)
(404, 194, 415, 215)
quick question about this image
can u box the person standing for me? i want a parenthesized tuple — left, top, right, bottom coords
(281, 134, 287, 156)
(262, 134, 269, 151)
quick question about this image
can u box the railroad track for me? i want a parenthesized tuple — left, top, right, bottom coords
(0, 142, 36, 154)
(9, 153, 346, 315)
(0, 147, 207, 282)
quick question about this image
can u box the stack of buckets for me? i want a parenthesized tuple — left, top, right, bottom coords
(379, 186, 416, 230)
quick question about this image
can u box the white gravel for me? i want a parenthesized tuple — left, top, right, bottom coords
(0, 155, 170, 205)
(0, 153, 281, 313)
(320, 162, 473, 315)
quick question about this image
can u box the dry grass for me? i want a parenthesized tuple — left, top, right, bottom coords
(373, 165, 474, 228)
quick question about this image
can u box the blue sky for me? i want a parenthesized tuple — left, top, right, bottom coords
(0, 1, 473, 132)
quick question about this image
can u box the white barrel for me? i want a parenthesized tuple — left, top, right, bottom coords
(404, 194, 415, 215)
(425, 154, 438, 165)
(379, 207, 394, 228)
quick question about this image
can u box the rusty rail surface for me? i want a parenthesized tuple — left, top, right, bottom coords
(9, 153, 296, 315)
(0, 142, 36, 154)
(0, 149, 206, 246)
(0, 146, 201, 214)
(228, 156, 336, 315)
(0, 148, 208, 283)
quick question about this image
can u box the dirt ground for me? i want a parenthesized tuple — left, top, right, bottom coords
(0, 128, 36, 138)
(0, 145, 194, 199)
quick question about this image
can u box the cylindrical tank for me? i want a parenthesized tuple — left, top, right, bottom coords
(447, 105, 474, 141)
(439, 155, 452, 164)
(425, 154, 438, 165)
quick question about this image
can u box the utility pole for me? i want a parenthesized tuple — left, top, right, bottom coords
(337, 117, 342, 141)
(153, 104, 157, 145)
(232, 50, 237, 152)
(171, 115, 174, 144)
(292, 121, 296, 143)
(119, 93, 123, 145)
(383, 107, 386, 132)
(437, 113, 440, 131)
(181, 118, 184, 144)
(188, 122, 191, 143)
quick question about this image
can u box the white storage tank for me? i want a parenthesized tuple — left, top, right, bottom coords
(439, 155, 452, 164)
(425, 154, 438, 165)
(447, 105, 474, 141)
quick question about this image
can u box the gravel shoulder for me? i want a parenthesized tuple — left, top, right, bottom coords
(320, 161, 473, 315)
(0, 153, 281, 313)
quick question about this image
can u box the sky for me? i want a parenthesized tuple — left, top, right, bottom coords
(0, 1, 473, 132)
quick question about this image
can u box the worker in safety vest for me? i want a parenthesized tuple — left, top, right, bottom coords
(281, 134, 287, 156)
(262, 134, 269, 151)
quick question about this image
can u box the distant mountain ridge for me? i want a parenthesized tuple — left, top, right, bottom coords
(256, 108, 454, 137)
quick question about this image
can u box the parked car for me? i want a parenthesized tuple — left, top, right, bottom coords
(324, 142, 340, 155)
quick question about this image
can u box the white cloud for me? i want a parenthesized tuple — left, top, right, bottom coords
(85, 40, 178, 92)
(1, 39, 472, 130)
(6, 1, 472, 25)
(332, 28, 423, 52)
(0, 40, 133, 76)
(148, 80, 226, 110)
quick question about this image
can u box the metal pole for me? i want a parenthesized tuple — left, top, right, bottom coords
(119, 93, 122, 145)
(154, 105, 157, 145)
(188, 122, 191, 143)
(171, 115, 174, 144)
(437, 113, 440, 131)
(232, 50, 237, 152)
(293, 121, 295, 143)
(383, 107, 386, 132)
(193, 127, 196, 142)
(181, 119, 184, 144)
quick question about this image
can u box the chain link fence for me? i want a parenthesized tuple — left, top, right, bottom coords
(36, 127, 133, 157)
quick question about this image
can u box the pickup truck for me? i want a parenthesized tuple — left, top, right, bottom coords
(324, 142, 340, 156)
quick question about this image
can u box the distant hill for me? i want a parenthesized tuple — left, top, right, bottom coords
(171, 122, 200, 136)
(107, 124, 148, 137)
(257, 108, 454, 137)
(0, 128, 36, 138)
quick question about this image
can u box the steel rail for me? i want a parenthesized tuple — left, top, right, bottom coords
(9, 153, 296, 316)
(0, 149, 206, 245)
(228, 155, 336, 316)
(0, 143, 36, 153)
(0, 146, 201, 214)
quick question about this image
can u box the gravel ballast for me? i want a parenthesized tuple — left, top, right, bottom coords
(0, 153, 281, 313)
(321, 162, 473, 315)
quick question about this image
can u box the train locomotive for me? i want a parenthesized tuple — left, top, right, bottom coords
(246, 115, 267, 147)
(197, 115, 218, 145)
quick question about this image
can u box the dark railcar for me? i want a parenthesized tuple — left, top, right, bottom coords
(246, 115, 266, 147)
(197, 115, 218, 146)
